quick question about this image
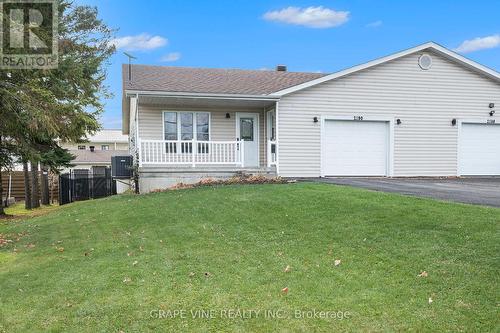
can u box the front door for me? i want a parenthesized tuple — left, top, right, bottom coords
(236, 113, 259, 167)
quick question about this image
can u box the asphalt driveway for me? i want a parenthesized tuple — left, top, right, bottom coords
(310, 177, 500, 208)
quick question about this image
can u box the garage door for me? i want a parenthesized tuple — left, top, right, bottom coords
(459, 123, 500, 175)
(323, 120, 389, 176)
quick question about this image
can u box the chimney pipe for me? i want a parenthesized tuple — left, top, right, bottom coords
(276, 65, 287, 72)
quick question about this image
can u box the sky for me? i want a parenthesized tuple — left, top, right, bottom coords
(76, 0, 500, 129)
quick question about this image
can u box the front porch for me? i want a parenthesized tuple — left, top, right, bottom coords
(128, 92, 279, 191)
(138, 139, 277, 169)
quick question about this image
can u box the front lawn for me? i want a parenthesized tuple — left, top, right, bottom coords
(0, 183, 498, 332)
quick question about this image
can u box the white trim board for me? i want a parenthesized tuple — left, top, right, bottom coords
(271, 42, 500, 96)
(320, 115, 395, 177)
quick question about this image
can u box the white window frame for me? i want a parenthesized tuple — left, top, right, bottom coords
(320, 115, 395, 177)
(101, 144, 110, 150)
(162, 111, 211, 141)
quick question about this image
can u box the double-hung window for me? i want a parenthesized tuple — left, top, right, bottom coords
(163, 111, 210, 153)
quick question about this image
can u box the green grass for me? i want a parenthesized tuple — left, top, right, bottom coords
(0, 183, 498, 332)
(3, 202, 60, 219)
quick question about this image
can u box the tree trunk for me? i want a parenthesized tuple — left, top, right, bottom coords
(31, 161, 40, 208)
(23, 162, 32, 210)
(41, 166, 50, 205)
(0, 167, 4, 215)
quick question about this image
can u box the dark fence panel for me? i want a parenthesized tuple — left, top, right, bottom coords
(59, 168, 116, 205)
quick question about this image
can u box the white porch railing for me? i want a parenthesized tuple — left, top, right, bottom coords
(138, 139, 244, 167)
(267, 140, 277, 167)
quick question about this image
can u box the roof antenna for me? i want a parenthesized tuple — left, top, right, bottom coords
(124, 52, 137, 82)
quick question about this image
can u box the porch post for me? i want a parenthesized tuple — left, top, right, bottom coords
(192, 139, 196, 167)
(240, 139, 245, 168)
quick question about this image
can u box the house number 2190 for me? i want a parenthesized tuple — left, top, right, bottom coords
(353, 116, 364, 121)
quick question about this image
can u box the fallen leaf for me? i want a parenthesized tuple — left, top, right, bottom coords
(57, 247, 64, 253)
(127, 252, 132, 257)
(126, 231, 131, 236)
(418, 271, 428, 278)
(284, 265, 291, 273)
(188, 272, 195, 277)
(26, 243, 35, 248)
(139, 246, 144, 252)
(428, 297, 433, 304)
(159, 240, 163, 243)
(132, 260, 138, 266)
(123, 277, 131, 283)
(282, 287, 289, 294)
(334, 259, 341, 266)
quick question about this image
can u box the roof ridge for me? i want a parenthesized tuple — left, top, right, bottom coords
(122, 63, 328, 75)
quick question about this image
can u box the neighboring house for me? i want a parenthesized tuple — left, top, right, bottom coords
(122, 42, 500, 193)
(61, 129, 129, 171)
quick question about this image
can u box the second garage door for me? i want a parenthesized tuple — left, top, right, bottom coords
(459, 123, 500, 176)
(323, 120, 389, 176)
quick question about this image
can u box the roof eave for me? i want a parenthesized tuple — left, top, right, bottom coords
(124, 89, 281, 101)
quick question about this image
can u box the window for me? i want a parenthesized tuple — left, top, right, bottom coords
(163, 111, 210, 141)
(240, 118, 254, 141)
(267, 111, 276, 141)
(164, 112, 177, 140)
(196, 113, 210, 141)
(78, 145, 86, 150)
(101, 145, 109, 150)
(180, 113, 193, 140)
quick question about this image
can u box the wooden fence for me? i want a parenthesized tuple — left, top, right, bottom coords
(1, 171, 59, 203)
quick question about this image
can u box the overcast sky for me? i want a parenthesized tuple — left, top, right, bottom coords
(76, 0, 500, 129)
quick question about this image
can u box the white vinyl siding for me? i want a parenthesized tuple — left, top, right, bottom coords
(278, 51, 500, 177)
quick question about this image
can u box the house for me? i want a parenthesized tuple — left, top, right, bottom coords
(122, 42, 500, 193)
(61, 129, 129, 172)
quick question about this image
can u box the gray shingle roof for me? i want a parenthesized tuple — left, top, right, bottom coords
(123, 64, 327, 95)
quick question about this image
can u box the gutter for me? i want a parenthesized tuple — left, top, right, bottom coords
(125, 90, 281, 101)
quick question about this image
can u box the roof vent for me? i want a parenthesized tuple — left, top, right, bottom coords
(418, 54, 432, 70)
(276, 65, 287, 72)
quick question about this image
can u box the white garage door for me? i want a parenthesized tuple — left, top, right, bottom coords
(459, 123, 500, 175)
(323, 120, 389, 176)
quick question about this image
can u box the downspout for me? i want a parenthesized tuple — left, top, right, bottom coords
(275, 100, 280, 176)
(134, 93, 140, 193)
